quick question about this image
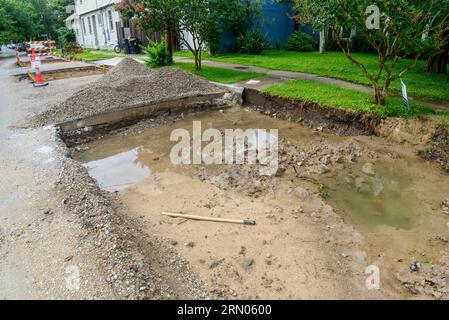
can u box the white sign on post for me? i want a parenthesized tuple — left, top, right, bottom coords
(30, 54, 41, 70)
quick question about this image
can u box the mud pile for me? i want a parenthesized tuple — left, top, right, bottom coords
(420, 126, 449, 172)
(30, 58, 225, 126)
(195, 138, 371, 197)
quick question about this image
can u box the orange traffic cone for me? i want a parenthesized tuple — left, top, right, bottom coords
(33, 69, 48, 87)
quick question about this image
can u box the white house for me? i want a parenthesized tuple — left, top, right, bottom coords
(67, 0, 122, 50)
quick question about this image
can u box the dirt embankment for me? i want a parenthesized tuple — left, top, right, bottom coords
(55, 138, 208, 299)
(244, 89, 449, 172)
(377, 118, 449, 172)
(420, 126, 449, 172)
(243, 88, 381, 136)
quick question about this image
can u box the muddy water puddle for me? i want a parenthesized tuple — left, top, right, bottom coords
(74, 107, 449, 295)
(74, 107, 448, 231)
(74, 107, 330, 191)
(317, 160, 431, 230)
(82, 148, 151, 192)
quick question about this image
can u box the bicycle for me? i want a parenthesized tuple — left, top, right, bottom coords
(114, 41, 122, 54)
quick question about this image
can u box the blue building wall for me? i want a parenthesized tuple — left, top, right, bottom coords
(260, 0, 295, 48)
(219, 0, 313, 51)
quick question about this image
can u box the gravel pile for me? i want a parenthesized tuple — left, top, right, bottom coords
(55, 138, 208, 299)
(30, 58, 225, 126)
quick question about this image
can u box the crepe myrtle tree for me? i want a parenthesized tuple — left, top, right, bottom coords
(301, 0, 449, 105)
(178, 0, 220, 71)
(116, 0, 218, 70)
(115, 0, 181, 63)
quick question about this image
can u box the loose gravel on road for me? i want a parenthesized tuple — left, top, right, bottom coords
(28, 58, 225, 127)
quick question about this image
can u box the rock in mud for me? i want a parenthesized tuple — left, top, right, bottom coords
(209, 258, 225, 270)
(43, 208, 54, 215)
(355, 177, 371, 195)
(314, 165, 330, 175)
(403, 282, 419, 295)
(275, 167, 286, 177)
(241, 258, 255, 271)
(409, 261, 422, 273)
(442, 198, 449, 214)
(185, 242, 195, 248)
(362, 163, 376, 176)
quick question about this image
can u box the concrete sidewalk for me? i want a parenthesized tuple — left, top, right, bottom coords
(11, 61, 95, 76)
(80, 54, 449, 112)
(173, 56, 449, 112)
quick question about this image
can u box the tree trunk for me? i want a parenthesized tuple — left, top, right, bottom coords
(294, 10, 300, 32)
(373, 87, 386, 105)
(319, 27, 326, 54)
(166, 27, 174, 64)
(194, 51, 201, 71)
(425, 49, 448, 74)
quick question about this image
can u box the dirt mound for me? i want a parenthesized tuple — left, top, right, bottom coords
(420, 126, 449, 172)
(102, 57, 155, 81)
(376, 117, 439, 146)
(29, 58, 225, 127)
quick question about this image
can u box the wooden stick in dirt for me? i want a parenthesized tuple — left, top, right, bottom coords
(161, 212, 256, 226)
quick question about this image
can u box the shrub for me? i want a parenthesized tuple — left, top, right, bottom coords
(142, 39, 171, 68)
(235, 30, 267, 54)
(57, 27, 76, 47)
(285, 32, 317, 52)
(61, 42, 83, 54)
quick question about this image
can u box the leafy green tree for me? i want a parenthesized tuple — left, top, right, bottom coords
(30, 0, 56, 39)
(210, 0, 264, 38)
(0, 0, 40, 43)
(115, 0, 181, 63)
(57, 26, 76, 46)
(424, 17, 449, 74)
(0, 0, 74, 43)
(178, 0, 222, 70)
(50, 0, 75, 28)
(300, 0, 449, 105)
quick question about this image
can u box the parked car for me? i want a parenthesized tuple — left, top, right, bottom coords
(7, 43, 17, 50)
(17, 43, 28, 52)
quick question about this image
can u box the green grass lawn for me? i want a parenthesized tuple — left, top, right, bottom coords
(263, 78, 438, 118)
(171, 62, 264, 84)
(175, 50, 449, 101)
(55, 49, 121, 61)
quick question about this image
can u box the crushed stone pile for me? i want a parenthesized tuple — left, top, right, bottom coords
(30, 58, 225, 126)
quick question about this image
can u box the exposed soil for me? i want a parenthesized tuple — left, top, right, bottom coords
(420, 126, 449, 172)
(244, 88, 381, 136)
(375, 117, 441, 146)
(55, 142, 208, 299)
(73, 107, 449, 300)
(245, 89, 449, 173)
(36, 65, 109, 82)
(3, 54, 449, 300)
